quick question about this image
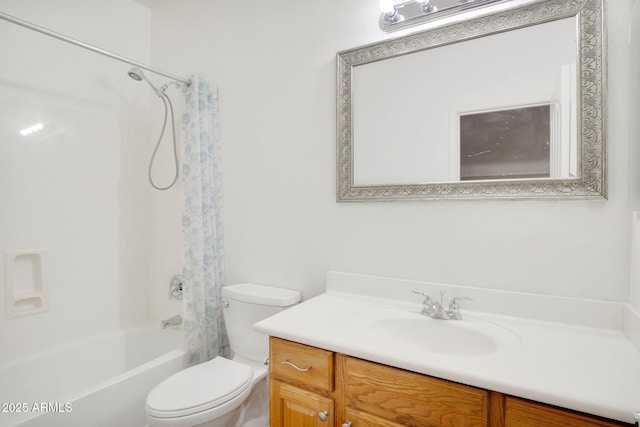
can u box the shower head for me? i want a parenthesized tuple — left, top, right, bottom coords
(127, 68, 144, 81)
(128, 67, 162, 97)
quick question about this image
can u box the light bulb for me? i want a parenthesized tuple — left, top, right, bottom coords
(379, 0, 396, 14)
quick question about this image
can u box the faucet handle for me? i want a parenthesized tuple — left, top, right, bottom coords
(450, 296, 473, 306)
(412, 289, 432, 303)
(412, 290, 433, 316)
(169, 274, 183, 300)
(412, 289, 430, 298)
(448, 296, 472, 320)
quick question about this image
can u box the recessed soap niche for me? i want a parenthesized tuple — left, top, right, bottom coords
(4, 249, 49, 319)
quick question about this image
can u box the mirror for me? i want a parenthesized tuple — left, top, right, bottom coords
(337, 0, 605, 201)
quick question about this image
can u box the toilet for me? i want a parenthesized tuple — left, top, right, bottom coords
(145, 283, 301, 427)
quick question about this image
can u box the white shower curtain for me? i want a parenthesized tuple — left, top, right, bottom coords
(180, 75, 230, 364)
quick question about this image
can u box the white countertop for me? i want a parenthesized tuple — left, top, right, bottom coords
(254, 280, 640, 424)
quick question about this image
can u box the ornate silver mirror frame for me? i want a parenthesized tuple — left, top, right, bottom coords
(336, 0, 606, 201)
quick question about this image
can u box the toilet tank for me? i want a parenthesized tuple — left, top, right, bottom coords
(221, 283, 300, 361)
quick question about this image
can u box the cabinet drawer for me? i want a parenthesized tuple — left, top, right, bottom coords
(338, 354, 489, 427)
(270, 337, 334, 394)
(504, 397, 632, 427)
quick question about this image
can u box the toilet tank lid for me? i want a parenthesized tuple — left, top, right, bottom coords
(222, 283, 301, 307)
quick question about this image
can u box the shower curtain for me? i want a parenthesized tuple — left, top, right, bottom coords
(181, 76, 230, 364)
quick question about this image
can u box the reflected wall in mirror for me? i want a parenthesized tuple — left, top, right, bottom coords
(337, 0, 605, 201)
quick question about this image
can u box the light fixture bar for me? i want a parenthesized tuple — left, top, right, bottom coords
(379, 0, 511, 32)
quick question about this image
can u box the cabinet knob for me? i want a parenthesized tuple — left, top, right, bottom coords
(318, 410, 329, 421)
(342, 422, 353, 427)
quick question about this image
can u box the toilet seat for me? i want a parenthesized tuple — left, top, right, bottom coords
(146, 356, 253, 419)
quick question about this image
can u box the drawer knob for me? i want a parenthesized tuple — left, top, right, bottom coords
(281, 360, 312, 372)
(318, 410, 328, 421)
(342, 423, 352, 427)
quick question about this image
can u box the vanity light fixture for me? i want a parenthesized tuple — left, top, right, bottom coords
(379, 0, 510, 32)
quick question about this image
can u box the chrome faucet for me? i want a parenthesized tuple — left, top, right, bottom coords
(168, 275, 183, 300)
(412, 290, 472, 320)
(161, 314, 182, 329)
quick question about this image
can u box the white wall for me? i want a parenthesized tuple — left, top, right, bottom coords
(147, 0, 634, 307)
(0, 0, 154, 362)
(629, 0, 640, 311)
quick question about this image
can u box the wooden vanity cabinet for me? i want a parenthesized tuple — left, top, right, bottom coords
(269, 337, 633, 427)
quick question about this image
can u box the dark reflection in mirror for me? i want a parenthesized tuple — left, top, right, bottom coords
(460, 105, 551, 181)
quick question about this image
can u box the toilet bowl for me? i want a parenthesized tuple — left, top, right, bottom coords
(145, 356, 262, 427)
(145, 283, 300, 427)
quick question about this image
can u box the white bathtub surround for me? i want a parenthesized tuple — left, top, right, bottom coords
(181, 76, 229, 365)
(254, 271, 640, 424)
(0, 0, 156, 363)
(0, 325, 185, 427)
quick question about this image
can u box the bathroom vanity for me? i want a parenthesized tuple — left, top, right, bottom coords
(269, 336, 630, 427)
(254, 272, 640, 426)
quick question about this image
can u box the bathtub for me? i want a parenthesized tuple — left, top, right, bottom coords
(0, 325, 187, 427)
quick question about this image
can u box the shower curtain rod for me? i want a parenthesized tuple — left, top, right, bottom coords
(0, 10, 191, 86)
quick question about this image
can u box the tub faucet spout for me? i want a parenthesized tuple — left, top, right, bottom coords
(161, 315, 182, 329)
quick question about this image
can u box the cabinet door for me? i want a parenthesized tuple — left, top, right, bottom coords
(271, 379, 334, 427)
(504, 397, 632, 427)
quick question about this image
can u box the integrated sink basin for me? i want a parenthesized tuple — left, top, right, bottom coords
(372, 316, 496, 355)
(359, 309, 521, 356)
